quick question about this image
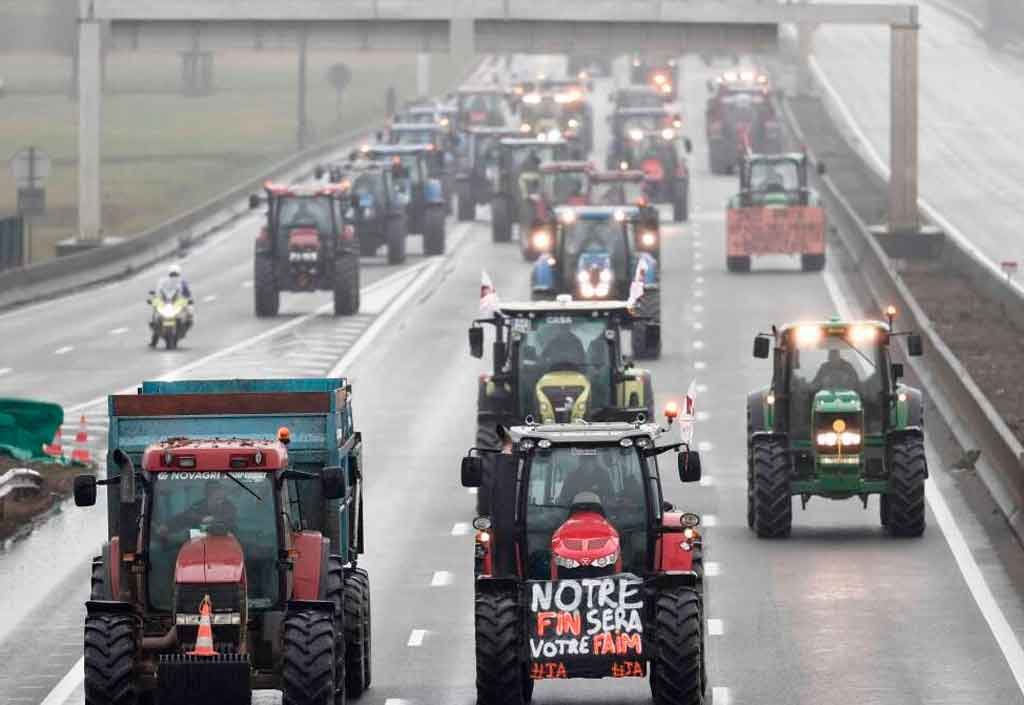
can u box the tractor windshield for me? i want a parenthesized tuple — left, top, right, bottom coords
(562, 219, 629, 278)
(617, 92, 663, 109)
(523, 445, 648, 578)
(787, 331, 885, 437)
(509, 145, 561, 173)
(750, 160, 800, 192)
(461, 93, 500, 114)
(147, 472, 280, 613)
(540, 171, 589, 205)
(277, 196, 334, 235)
(353, 173, 386, 207)
(592, 179, 646, 206)
(516, 316, 614, 415)
(392, 130, 436, 146)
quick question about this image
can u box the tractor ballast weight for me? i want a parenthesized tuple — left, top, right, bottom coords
(726, 153, 827, 273)
(462, 417, 708, 705)
(75, 378, 372, 704)
(362, 144, 448, 255)
(249, 181, 361, 317)
(747, 317, 929, 537)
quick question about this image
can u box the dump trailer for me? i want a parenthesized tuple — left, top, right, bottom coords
(75, 378, 371, 705)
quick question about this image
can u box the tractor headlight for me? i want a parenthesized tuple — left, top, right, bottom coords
(568, 119, 580, 129)
(554, 555, 581, 569)
(660, 83, 673, 94)
(794, 324, 823, 347)
(363, 207, 375, 219)
(520, 123, 532, 133)
(531, 230, 552, 250)
(661, 128, 676, 140)
(640, 231, 658, 248)
(591, 551, 618, 568)
(598, 268, 613, 283)
(629, 129, 644, 142)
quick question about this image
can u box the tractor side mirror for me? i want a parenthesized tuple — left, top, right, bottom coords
(816, 161, 827, 176)
(248, 194, 261, 210)
(753, 335, 771, 359)
(684, 138, 693, 154)
(645, 324, 661, 352)
(907, 334, 924, 357)
(677, 451, 702, 483)
(891, 363, 904, 381)
(461, 455, 484, 488)
(73, 474, 97, 507)
(469, 326, 484, 358)
(320, 465, 347, 500)
(314, 165, 325, 179)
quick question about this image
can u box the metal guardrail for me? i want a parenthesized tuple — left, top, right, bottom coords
(0, 468, 44, 502)
(782, 96, 1024, 544)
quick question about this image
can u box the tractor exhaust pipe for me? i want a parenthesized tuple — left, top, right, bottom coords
(112, 448, 139, 606)
(142, 625, 178, 652)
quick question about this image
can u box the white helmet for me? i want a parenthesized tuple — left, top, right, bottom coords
(168, 264, 182, 278)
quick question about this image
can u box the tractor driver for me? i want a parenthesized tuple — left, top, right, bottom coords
(157, 479, 239, 539)
(811, 348, 861, 393)
(558, 454, 614, 506)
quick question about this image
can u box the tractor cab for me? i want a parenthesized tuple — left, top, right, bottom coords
(610, 86, 667, 111)
(454, 126, 521, 221)
(606, 110, 691, 221)
(249, 181, 359, 316)
(518, 82, 593, 156)
(706, 70, 781, 173)
(590, 169, 661, 223)
(361, 144, 447, 254)
(387, 123, 451, 178)
(460, 413, 707, 701)
(455, 86, 509, 128)
(469, 298, 657, 438)
(735, 152, 823, 207)
(748, 314, 928, 537)
(519, 161, 594, 260)
(489, 137, 570, 242)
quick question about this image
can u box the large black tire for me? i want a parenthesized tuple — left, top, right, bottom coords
(726, 256, 751, 273)
(801, 253, 826, 272)
(164, 329, 178, 350)
(324, 558, 348, 705)
(673, 187, 688, 223)
(884, 436, 927, 537)
(281, 610, 337, 705)
(358, 237, 379, 257)
(333, 255, 360, 316)
(475, 420, 501, 516)
(631, 290, 661, 360)
(84, 613, 138, 705)
(254, 254, 279, 317)
(751, 438, 792, 538)
(423, 206, 446, 256)
(650, 587, 703, 705)
(475, 590, 527, 705)
(90, 555, 110, 600)
(343, 567, 372, 698)
(386, 217, 407, 265)
(457, 184, 476, 222)
(491, 198, 512, 243)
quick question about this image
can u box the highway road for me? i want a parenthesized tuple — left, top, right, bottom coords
(811, 1, 1024, 272)
(1, 51, 1023, 705)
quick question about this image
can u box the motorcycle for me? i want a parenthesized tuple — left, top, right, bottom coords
(147, 285, 192, 349)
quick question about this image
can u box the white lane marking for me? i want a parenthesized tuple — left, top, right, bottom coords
(693, 322, 704, 331)
(696, 411, 710, 422)
(693, 290, 704, 298)
(712, 686, 731, 705)
(694, 361, 706, 370)
(407, 629, 427, 647)
(202, 294, 218, 303)
(54, 346, 73, 355)
(467, 487, 479, 495)
(702, 514, 718, 527)
(696, 384, 708, 394)
(692, 304, 704, 313)
(451, 522, 471, 536)
(38, 657, 82, 705)
(384, 700, 412, 705)
(823, 269, 1024, 694)
(431, 571, 454, 587)
(0, 367, 11, 376)
(693, 340, 704, 350)
(700, 476, 714, 487)
(242, 280, 253, 288)
(695, 276, 705, 284)
(109, 327, 128, 335)
(705, 562, 721, 577)
(707, 618, 724, 636)
(698, 441, 713, 452)
(694, 263, 704, 271)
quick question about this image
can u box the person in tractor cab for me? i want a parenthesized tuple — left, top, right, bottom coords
(279, 197, 333, 235)
(542, 327, 586, 369)
(557, 454, 614, 505)
(811, 348, 861, 392)
(751, 161, 797, 192)
(156, 479, 239, 538)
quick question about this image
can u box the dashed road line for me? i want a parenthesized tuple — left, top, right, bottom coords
(54, 346, 73, 355)
(712, 686, 731, 704)
(702, 514, 718, 527)
(109, 327, 128, 335)
(202, 294, 218, 303)
(451, 522, 471, 536)
(0, 367, 11, 377)
(698, 441, 713, 452)
(705, 562, 721, 577)
(693, 340, 704, 350)
(707, 618, 724, 636)
(431, 571, 454, 587)
(693, 322, 704, 330)
(407, 629, 427, 647)
(694, 361, 706, 370)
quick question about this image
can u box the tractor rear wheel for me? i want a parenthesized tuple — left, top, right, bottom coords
(673, 187, 688, 223)
(650, 587, 703, 705)
(879, 495, 890, 527)
(491, 198, 512, 243)
(84, 613, 138, 705)
(475, 590, 526, 705)
(254, 254, 280, 317)
(282, 609, 336, 705)
(386, 216, 407, 265)
(751, 438, 792, 538)
(324, 558, 348, 705)
(90, 555, 110, 600)
(343, 567, 372, 697)
(358, 237, 379, 257)
(726, 256, 751, 273)
(333, 255, 360, 316)
(457, 184, 476, 222)
(884, 436, 927, 537)
(631, 290, 661, 360)
(423, 206, 446, 256)
(801, 253, 826, 272)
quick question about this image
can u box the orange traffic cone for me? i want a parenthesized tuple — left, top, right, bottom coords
(189, 595, 219, 656)
(44, 427, 64, 458)
(71, 415, 91, 463)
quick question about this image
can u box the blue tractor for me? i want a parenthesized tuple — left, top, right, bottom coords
(361, 144, 448, 255)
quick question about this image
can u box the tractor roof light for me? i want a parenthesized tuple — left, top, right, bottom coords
(520, 123, 532, 133)
(620, 161, 630, 171)
(664, 401, 680, 421)
(278, 427, 292, 445)
(629, 129, 645, 142)
(795, 325, 823, 347)
(849, 325, 877, 345)
(531, 230, 552, 250)
(614, 209, 627, 222)
(560, 209, 577, 224)
(653, 74, 667, 85)
(523, 93, 542, 105)
(661, 128, 676, 140)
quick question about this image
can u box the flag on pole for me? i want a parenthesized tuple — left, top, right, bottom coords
(627, 259, 647, 307)
(480, 270, 499, 315)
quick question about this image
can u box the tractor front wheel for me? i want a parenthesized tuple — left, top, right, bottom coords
(751, 438, 792, 538)
(475, 590, 527, 705)
(650, 587, 703, 705)
(254, 254, 280, 317)
(343, 567, 372, 697)
(491, 198, 512, 243)
(884, 436, 927, 537)
(333, 255, 360, 316)
(423, 207, 446, 256)
(386, 216, 407, 265)
(457, 184, 476, 222)
(672, 186, 688, 223)
(282, 609, 337, 705)
(84, 613, 138, 705)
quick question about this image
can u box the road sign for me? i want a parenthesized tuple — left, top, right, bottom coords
(9, 147, 51, 188)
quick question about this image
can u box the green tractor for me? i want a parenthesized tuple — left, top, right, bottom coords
(747, 313, 927, 537)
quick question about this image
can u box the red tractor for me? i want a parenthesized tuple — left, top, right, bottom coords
(520, 161, 594, 261)
(461, 408, 707, 705)
(705, 70, 782, 174)
(249, 182, 360, 317)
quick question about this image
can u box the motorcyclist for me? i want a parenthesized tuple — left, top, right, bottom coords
(160, 263, 192, 300)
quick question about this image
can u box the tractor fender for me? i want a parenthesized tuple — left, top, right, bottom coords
(286, 599, 335, 615)
(86, 599, 135, 616)
(655, 533, 696, 573)
(648, 571, 700, 591)
(893, 385, 924, 429)
(474, 576, 521, 596)
(291, 532, 330, 601)
(531, 256, 556, 293)
(637, 252, 658, 284)
(747, 390, 772, 437)
(423, 178, 444, 204)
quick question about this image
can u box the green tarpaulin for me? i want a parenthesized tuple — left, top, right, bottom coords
(0, 399, 63, 461)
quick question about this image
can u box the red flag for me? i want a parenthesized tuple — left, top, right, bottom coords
(627, 259, 646, 306)
(480, 270, 499, 314)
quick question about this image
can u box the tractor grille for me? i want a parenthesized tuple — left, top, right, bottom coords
(176, 584, 241, 616)
(563, 538, 610, 551)
(543, 385, 585, 422)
